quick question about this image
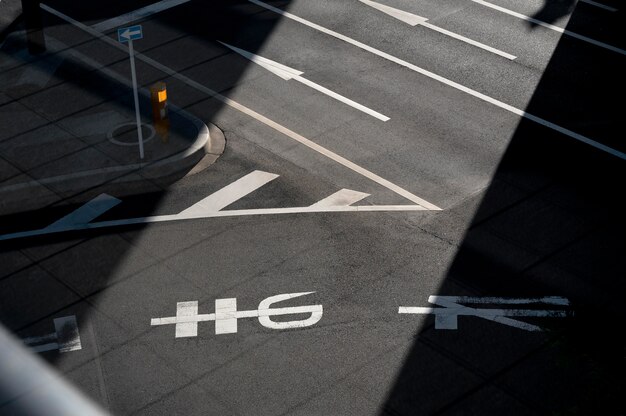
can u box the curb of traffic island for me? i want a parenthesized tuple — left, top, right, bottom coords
(184, 123, 226, 177)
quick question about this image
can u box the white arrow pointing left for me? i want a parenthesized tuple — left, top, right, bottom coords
(120, 28, 141, 41)
(219, 42, 390, 122)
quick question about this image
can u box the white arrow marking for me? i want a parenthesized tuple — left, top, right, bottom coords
(399, 296, 570, 331)
(220, 42, 390, 121)
(309, 189, 370, 207)
(359, 0, 428, 26)
(45, 194, 121, 230)
(180, 170, 279, 216)
(360, 0, 516, 60)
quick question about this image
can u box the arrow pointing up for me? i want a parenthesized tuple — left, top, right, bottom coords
(220, 42, 390, 121)
(359, 0, 428, 26)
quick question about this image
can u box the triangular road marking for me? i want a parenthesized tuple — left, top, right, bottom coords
(359, 0, 428, 26)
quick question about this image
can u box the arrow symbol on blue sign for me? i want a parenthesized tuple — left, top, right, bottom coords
(117, 25, 143, 43)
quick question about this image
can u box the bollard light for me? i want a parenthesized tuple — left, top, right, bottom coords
(150, 82, 170, 142)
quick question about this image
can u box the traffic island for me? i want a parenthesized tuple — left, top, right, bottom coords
(0, 32, 225, 216)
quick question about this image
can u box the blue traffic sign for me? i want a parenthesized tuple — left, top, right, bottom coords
(117, 25, 143, 43)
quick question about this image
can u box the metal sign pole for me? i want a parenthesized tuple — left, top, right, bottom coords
(127, 39, 144, 159)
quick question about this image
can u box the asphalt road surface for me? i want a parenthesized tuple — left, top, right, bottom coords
(1, 0, 624, 415)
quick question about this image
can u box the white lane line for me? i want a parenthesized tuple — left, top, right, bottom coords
(309, 189, 370, 207)
(247, 0, 626, 160)
(359, 0, 516, 60)
(295, 76, 390, 121)
(179, 170, 279, 216)
(471, 0, 625, 55)
(220, 42, 390, 121)
(91, 0, 191, 32)
(0, 205, 429, 241)
(40, 4, 439, 209)
(420, 21, 516, 60)
(45, 194, 121, 230)
(579, 0, 618, 12)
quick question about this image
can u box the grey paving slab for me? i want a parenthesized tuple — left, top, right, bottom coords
(284, 378, 379, 416)
(0, 123, 84, 172)
(438, 385, 536, 416)
(132, 382, 236, 416)
(39, 233, 161, 298)
(95, 335, 196, 415)
(419, 318, 547, 377)
(0, 101, 49, 143)
(480, 195, 593, 257)
(352, 340, 483, 416)
(0, 264, 80, 329)
(17, 79, 112, 122)
(494, 343, 621, 415)
(0, 249, 32, 280)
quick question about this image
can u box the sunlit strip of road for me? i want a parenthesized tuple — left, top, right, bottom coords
(40, 3, 440, 210)
(247, 0, 626, 160)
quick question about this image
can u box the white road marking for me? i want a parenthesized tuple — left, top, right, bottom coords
(215, 298, 238, 334)
(247, 0, 626, 161)
(471, 0, 625, 55)
(399, 296, 570, 331)
(175, 301, 198, 338)
(0, 205, 429, 241)
(40, 4, 439, 209)
(218, 41, 303, 80)
(359, 0, 516, 60)
(220, 42, 390, 121)
(310, 189, 370, 207)
(180, 170, 279, 216)
(429, 296, 571, 305)
(45, 194, 121, 230)
(22, 316, 82, 353)
(420, 21, 516, 60)
(360, 0, 427, 25)
(91, 0, 191, 32)
(151, 292, 323, 337)
(579, 0, 617, 12)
